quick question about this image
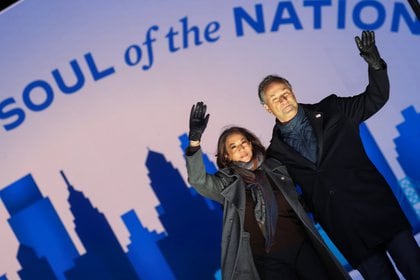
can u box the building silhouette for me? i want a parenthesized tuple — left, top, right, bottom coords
(360, 122, 420, 231)
(395, 106, 420, 185)
(0, 174, 79, 280)
(17, 244, 57, 280)
(145, 148, 223, 280)
(60, 171, 140, 280)
(122, 209, 175, 280)
(394, 106, 420, 224)
(2, 114, 419, 279)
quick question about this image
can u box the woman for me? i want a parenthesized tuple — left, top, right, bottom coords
(185, 102, 350, 280)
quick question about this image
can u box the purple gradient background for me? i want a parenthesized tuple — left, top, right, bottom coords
(1, 0, 419, 278)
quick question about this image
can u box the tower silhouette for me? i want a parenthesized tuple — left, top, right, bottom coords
(394, 106, 420, 225)
(0, 174, 79, 280)
(17, 244, 57, 280)
(60, 171, 140, 280)
(360, 122, 420, 230)
(122, 209, 175, 280)
(395, 106, 420, 185)
(145, 148, 222, 280)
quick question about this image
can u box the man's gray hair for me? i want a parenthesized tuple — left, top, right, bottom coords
(257, 75, 292, 104)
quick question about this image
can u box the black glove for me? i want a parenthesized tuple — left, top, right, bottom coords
(189, 101, 210, 141)
(355, 30, 383, 70)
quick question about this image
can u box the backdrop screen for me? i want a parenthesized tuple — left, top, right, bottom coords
(1, 1, 419, 279)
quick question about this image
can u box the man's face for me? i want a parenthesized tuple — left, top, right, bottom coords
(262, 82, 298, 123)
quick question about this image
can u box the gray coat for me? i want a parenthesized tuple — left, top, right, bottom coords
(186, 148, 350, 280)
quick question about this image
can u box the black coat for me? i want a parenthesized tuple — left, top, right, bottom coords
(186, 149, 350, 280)
(266, 65, 411, 267)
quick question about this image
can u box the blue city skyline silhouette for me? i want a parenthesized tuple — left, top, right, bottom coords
(0, 105, 419, 279)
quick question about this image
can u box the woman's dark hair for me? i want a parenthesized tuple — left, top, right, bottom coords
(216, 126, 266, 169)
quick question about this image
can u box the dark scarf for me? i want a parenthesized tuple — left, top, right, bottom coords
(233, 152, 278, 253)
(278, 106, 317, 163)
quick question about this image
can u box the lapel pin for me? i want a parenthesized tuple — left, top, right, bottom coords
(315, 113, 322, 118)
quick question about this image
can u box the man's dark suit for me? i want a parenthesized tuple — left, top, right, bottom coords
(266, 65, 411, 268)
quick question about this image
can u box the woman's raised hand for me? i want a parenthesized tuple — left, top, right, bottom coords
(189, 101, 210, 142)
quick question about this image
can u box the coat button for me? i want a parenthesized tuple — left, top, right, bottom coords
(329, 190, 335, 195)
(280, 176, 285, 180)
(229, 219, 233, 223)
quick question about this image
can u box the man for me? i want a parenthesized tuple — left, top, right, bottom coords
(258, 30, 420, 280)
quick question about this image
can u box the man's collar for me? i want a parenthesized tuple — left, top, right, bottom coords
(276, 106, 304, 133)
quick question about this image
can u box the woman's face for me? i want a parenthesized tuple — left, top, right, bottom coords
(224, 133, 253, 163)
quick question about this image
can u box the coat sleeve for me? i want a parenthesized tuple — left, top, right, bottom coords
(329, 62, 390, 123)
(186, 147, 225, 204)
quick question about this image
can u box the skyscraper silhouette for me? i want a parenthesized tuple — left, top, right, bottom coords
(395, 106, 420, 185)
(0, 174, 79, 280)
(60, 171, 140, 280)
(146, 149, 223, 280)
(360, 122, 420, 230)
(122, 209, 175, 280)
(17, 244, 57, 280)
(394, 106, 420, 225)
